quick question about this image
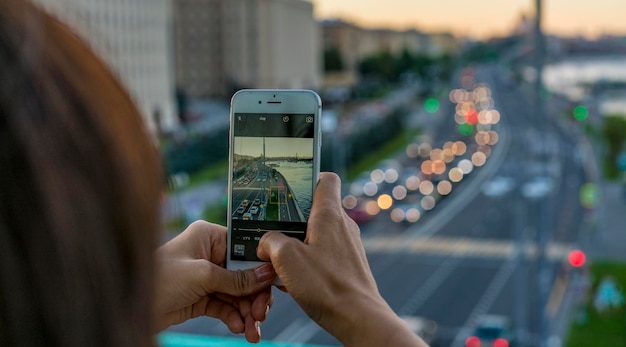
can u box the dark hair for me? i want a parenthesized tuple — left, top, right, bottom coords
(0, 1, 162, 346)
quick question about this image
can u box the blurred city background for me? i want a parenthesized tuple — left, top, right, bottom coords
(30, 0, 626, 346)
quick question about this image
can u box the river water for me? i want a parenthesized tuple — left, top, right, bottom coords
(275, 161, 314, 219)
(544, 55, 626, 115)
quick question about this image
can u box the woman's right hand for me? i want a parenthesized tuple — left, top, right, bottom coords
(257, 172, 428, 347)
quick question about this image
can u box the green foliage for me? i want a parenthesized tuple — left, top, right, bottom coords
(357, 49, 453, 83)
(265, 200, 278, 220)
(162, 129, 229, 176)
(346, 126, 420, 180)
(323, 46, 345, 72)
(566, 261, 626, 347)
(601, 115, 626, 179)
(203, 202, 227, 226)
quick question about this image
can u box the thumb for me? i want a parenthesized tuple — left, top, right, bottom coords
(203, 262, 276, 297)
(257, 231, 302, 263)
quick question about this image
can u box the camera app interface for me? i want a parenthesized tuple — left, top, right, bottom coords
(230, 113, 315, 262)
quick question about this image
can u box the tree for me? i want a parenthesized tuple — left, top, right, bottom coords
(323, 46, 344, 72)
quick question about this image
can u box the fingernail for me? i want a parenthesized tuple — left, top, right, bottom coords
(255, 321, 261, 337)
(254, 263, 275, 282)
(265, 304, 270, 317)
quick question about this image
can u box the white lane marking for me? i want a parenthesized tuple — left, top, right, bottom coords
(450, 253, 519, 347)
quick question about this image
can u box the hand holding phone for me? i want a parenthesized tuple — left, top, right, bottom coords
(226, 89, 321, 275)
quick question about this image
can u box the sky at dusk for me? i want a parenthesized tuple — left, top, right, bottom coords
(234, 137, 313, 158)
(311, 0, 626, 39)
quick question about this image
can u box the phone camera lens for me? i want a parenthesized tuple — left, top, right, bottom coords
(258, 100, 262, 104)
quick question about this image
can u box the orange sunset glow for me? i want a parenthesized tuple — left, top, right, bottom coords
(312, 0, 626, 39)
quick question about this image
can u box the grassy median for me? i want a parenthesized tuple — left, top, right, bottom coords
(565, 261, 626, 347)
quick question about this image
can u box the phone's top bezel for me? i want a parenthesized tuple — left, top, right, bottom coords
(230, 89, 321, 114)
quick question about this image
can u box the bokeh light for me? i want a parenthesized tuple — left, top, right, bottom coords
(433, 160, 446, 175)
(458, 123, 474, 136)
(421, 196, 436, 210)
(579, 182, 599, 209)
(392, 185, 408, 200)
(477, 145, 492, 157)
(466, 336, 481, 347)
(371, 169, 385, 184)
(419, 180, 434, 195)
(406, 175, 421, 190)
(449, 167, 464, 182)
(365, 200, 380, 215)
(406, 143, 420, 158)
(406, 208, 421, 222)
(490, 110, 501, 124)
(453, 141, 467, 156)
(471, 152, 487, 166)
(442, 148, 455, 163)
(475, 131, 489, 146)
(384, 168, 399, 184)
(342, 195, 357, 209)
(430, 148, 443, 161)
(377, 194, 393, 210)
(466, 109, 479, 125)
(458, 159, 474, 174)
(363, 181, 378, 196)
(421, 160, 434, 175)
(437, 180, 452, 195)
(390, 208, 405, 223)
(487, 131, 499, 145)
(350, 182, 364, 196)
(424, 97, 440, 113)
(419, 143, 432, 157)
(568, 249, 586, 267)
(573, 105, 589, 121)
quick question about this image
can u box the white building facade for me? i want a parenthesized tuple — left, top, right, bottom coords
(33, 0, 179, 133)
(174, 0, 321, 98)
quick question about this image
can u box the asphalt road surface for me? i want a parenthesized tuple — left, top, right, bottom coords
(166, 64, 588, 347)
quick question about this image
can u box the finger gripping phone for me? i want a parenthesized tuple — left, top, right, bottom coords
(226, 89, 321, 273)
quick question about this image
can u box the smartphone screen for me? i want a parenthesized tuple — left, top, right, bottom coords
(229, 112, 316, 262)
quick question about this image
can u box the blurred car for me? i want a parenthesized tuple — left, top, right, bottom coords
(481, 176, 515, 198)
(249, 206, 259, 215)
(241, 199, 250, 207)
(345, 205, 373, 224)
(400, 315, 439, 346)
(465, 314, 514, 347)
(253, 198, 261, 206)
(242, 213, 252, 220)
(521, 176, 554, 199)
(236, 206, 245, 215)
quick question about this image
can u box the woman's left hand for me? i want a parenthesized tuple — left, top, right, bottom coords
(154, 221, 275, 343)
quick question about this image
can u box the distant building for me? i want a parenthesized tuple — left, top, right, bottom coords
(174, 0, 321, 98)
(321, 19, 457, 88)
(32, 0, 179, 134)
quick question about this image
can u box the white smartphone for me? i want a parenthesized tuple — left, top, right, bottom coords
(226, 89, 322, 274)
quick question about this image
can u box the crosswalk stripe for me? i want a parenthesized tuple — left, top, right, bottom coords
(363, 235, 573, 261)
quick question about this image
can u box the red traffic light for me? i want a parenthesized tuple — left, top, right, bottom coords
(494, 338, 510, 347)
(465, 336, 480, 347)
(568, 249, 586, 267)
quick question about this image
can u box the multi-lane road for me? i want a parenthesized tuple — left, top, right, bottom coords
(232, 162, 303, 222)
(166, 64, 589, 347)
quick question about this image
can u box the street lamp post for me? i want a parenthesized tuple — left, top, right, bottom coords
(532, 1, 549, 346)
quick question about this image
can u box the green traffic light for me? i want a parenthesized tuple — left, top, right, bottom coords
(458, 123, 474, 136)
(424, 98, 440, 113)
(573, 105, 589, 121)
